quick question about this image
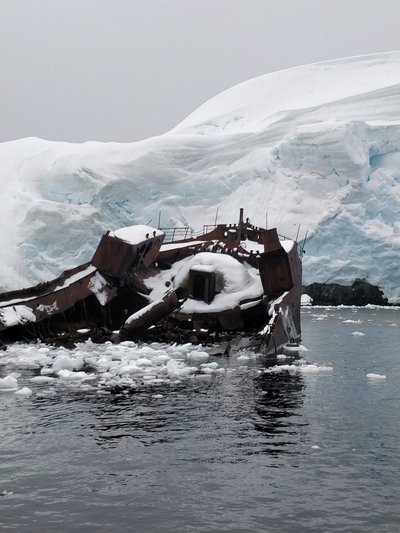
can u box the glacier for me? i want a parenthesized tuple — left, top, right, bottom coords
(1, 51, 400, 302)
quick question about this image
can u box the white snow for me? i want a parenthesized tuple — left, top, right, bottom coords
(55, 265, 96, 291)
(87, 271, 112, 306)
(0, 305, 36, 327)
(109, 224, 163, 244)
(145, 251, 263, 313)
(124, 297, 165, 325)
(1, 52, 400, 301)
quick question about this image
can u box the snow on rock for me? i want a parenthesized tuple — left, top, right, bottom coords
(1, 52, 400, 301)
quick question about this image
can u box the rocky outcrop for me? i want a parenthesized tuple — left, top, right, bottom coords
(302, 280, 389, 306)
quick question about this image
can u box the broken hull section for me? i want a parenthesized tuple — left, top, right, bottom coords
(0, 213, 302, 354)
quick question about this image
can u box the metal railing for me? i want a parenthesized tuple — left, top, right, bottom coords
(160, 227, 193, 243)
(160, 224, 219, 243)
(160, 224, 303, 250)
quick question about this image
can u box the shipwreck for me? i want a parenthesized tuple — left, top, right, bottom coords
(0, 209, 302, 354)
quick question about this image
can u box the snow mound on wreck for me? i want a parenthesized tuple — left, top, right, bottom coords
(1, 52, 400, 302)
(145, 252, 263, 313)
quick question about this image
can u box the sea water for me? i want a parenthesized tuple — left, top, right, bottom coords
(0, 307, 399, 532)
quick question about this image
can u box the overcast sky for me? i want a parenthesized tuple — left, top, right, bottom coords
(1, 0, 400, 143)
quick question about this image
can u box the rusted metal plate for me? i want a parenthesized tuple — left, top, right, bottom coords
(91, 232, 164, 278)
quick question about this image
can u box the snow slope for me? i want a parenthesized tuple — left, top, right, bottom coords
(1, 51, 400, 302)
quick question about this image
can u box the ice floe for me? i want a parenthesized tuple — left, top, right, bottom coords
(263, 361, 333, 374)
(0, 340, 231, 394)
(0, 372, 20, 392)
(366, 372, 386, 381)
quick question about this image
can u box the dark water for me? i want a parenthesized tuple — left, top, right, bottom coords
(1, 307, 400, 532)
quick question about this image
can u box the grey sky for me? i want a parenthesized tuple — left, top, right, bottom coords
(1, 0, 400, 143)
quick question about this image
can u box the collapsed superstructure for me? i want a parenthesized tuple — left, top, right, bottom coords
(0, 210, 302, 354)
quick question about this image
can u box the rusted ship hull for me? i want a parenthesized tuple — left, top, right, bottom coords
(0, 212, 302, 354)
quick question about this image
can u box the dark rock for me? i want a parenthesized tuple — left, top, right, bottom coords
(303, 279, 389, 306)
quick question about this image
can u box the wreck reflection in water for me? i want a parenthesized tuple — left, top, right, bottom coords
(83, 356, 307, 461)
(253, 365, 307, 455)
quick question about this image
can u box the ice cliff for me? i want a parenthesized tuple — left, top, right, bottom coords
(1, 51, 400, 302)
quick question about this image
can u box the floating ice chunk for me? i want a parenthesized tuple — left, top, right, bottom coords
(57, 369, 93, 381)
(264, 362, 333, 374)
(30, 375, 56, 383)
(15, 387, 33, 396)
(194, 373, 212, 380)
(153, 394, 164, 399)
(343, 319, 362, 324)
(367, 372, 386, 381)
(142, 374, 158, 381)
(0, 373, 19, 392)
(120, 341, 136, 348)
(284, 344, 309, 352)
(40, 367, 55, 376)
(119, 364, 143, 375)
(237, 354, 250, 362)
(352, 331, 365, 336)
(52, 354, 83, 372)
(300, 364, 333, 373)
(11, 358, 40, 370)
(311, 445, 320, 449)
(135, 358, 153, 367)
(153, 354, 170, 365)
(263, 364, 291, 373)
(186, 350, 209, 362)
(301, 294, 313, 306)
(200, 362, 219, 370)
(166, 359, 197, 378)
